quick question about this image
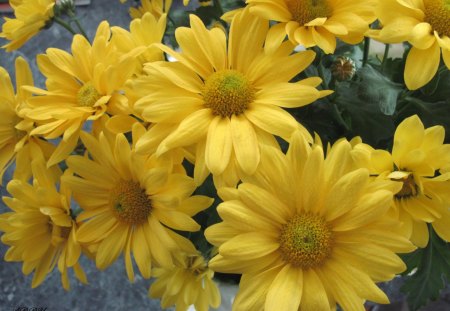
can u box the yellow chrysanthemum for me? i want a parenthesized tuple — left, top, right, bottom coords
(132, 9, 330, 186)
(0, 155, 86, 290)
(0, 0, 55, 51)
(367, 0, 450, 90)
(24, 21, 144, 167)
(245, 0, 376, 54)
(352, 115, 450, 247)
(61, 129, 213, 281)
(149, 252, 221, 311)
(129, 0, 172, 20)
(112, 12, 167, 73)
(205, 131, 415, 311)
(0, 57, 55, 183)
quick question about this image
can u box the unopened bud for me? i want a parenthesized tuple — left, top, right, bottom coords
(330, 56, 356, 82)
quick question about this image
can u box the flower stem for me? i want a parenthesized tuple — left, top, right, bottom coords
(53, 16, 77, 35)
(362, 37, 370, 67)
(381, 44, 390, 72)
(68, 10, 89, 41)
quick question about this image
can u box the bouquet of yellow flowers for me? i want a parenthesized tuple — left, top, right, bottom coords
(0, 0, 449, 310)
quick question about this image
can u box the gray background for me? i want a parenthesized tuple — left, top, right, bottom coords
(0, 0, 449, 310)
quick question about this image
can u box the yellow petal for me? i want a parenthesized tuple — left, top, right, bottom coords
(153, 209, 200, 232)
(410, 218, 429, 247)
(132, 225, 152, 278)
(205, 116, 233, 175)
(219, 232, 279, 259)
(404, 43, 440, 90)
(157, 109, 211, 155)
(300, 269, 330, 310)
(392, 115, 424, 166)
(312, 27, 336, 54)
(410, 22, 435, 49)
(96, 225, 128, 269)
(325, 169, 369, 222)
(230, 115, 260, 175)
(238, 183, 290, 224)
(265, 264, 303, 311)
(233, 267, 282, 311)
(245, 104, 299, 140)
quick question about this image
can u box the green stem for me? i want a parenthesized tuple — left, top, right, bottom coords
(73, 17, 89, 40)
(317, 62, 328, 90)
(331, 103, 350, 132)
(53, 16, 77, 35)
(362, 37, 371, 67)
(381, 44, 390, 72)
(68, 10, 89, 41)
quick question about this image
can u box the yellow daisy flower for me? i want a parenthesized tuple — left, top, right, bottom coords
(24, 21, 144, 167)
(205, 131, 415, 311)
(367, 0, 450, 90)
(0, 57, 55, 183)
(112, 12, 167, 73)
(0, 155, 86, 290)
(62, 130, 213, 281)
(352, 115, 450, 247)
(132, 8, 329, 186)
(149, 252, 221, 311)
(129, 0, 172, 20)
(0, 0, 55, 51)
(245, 0, 376, 54)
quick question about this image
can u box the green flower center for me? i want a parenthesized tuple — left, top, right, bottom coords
(285, 0, 332, 25)
(77, 82, 101, 107)
(110, 180, 152, 225)
(423, 0, 450, 37)
(279, 213, 333, 268)
(392, 173, 419, 199)
(203, 70, 255, 118)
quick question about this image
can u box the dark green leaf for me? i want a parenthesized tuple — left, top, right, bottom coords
(401, 227, 450, 310)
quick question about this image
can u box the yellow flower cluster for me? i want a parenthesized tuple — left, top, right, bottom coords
(0, 1, 449, 311)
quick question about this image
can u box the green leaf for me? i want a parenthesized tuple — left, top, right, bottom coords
(333, 67, 397, 148)
(401, 226, 450, 310)
(356, 65, 403, 116)
(420, 67, 450, 102)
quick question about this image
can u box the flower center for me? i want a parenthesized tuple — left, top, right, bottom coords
(110, 180, 152, 225)
(186, 254, 208, 276)
(77, 82, 101, 107)
(50, 224, 72, 246)
(203, 70, 255, 118)
(279, 213, 333, 268)
(285, 0, 333, 25)
(392, 173, 419, 199)
(423, 0, 450, 37)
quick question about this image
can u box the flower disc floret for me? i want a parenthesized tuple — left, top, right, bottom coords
(77, 82, 101, 107)
(110, 180, 152, 225)
(286, 0, 333, 24)
(203, 70, 255, 118)
(279, 213, 333, 268)
(424, 0, 450, 37)
(392, 173, 419, 199)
